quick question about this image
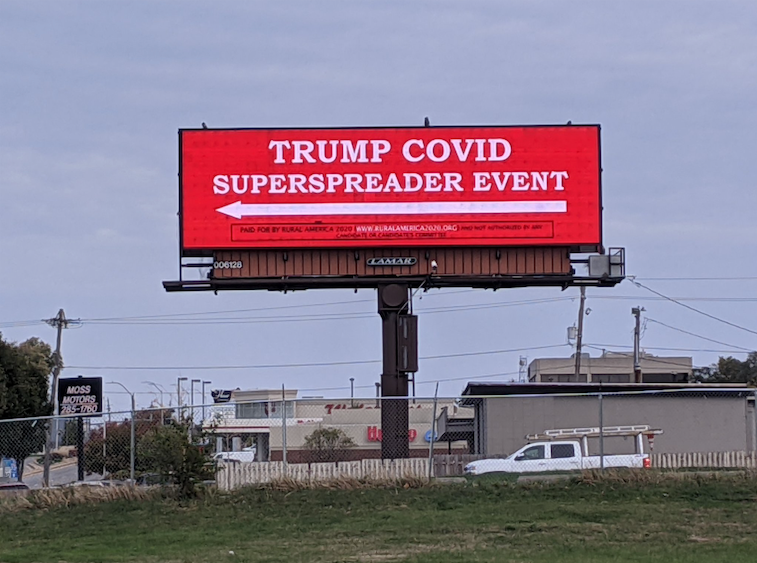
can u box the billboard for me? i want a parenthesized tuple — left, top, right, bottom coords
(57, 377, 103, 417)
(179, 125, 601, 254)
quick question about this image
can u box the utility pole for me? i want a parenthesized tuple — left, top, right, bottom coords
(43, 309, 74, 488)
(574, 286, 586, 381)
(632, 307, 645, 383)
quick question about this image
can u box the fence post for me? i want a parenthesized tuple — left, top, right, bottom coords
(76, 416, 85, 481)
(42, 416, 54, 488)
(103, 418, 107, 472)
(428, 383, 439, 481)
(129, 394, 136, 484)
(281, 385, 287, 475)
(753, 389, 757, 453)
(598, 391, 604, 471)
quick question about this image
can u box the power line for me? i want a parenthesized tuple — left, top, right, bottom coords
(65, 343, 570, 371)
(60, 297, 576, 326)
(592, 296, 757, 303)
(77, 289, 479, 322)
(580, 346, 708, 370)
(416, 369, 522, 387)
(0, 320, 48, 329)
(84, 312, 376, 325)
(632, 276, 757, 281)
(11, 288, 757, 328)
(629, 278, 757, 337)
(14, 292, 757, 329)
(585, 343, 749, 355)
(0, 289, 477, 327)
(646, 318, 752, 352)
(297, 370, 524, 393)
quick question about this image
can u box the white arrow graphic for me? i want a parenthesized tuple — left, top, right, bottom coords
(216, 200, 567, 219)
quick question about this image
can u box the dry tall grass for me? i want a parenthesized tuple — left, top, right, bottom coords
(575, 468, 757, 486)
(259, 475, 430, 492)
(3, 470, 754, 513)
(0, 485, 161, 513)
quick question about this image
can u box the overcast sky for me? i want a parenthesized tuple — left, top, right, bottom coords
(2, 1, 757, 412)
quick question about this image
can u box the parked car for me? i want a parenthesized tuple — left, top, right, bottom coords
(214, 450, 257, 463)
(464, 439, 651, 476)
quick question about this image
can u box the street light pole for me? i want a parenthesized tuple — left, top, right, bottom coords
(143, 381, 164, 406)
(107, 382, 135, 484)
(191, 379, 201, 425)
(177, 376, 188, 420)
(202, 380, 211, 426)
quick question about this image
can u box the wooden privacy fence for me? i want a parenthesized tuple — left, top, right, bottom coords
(433, 452, 757, 474)
(433, 454, 489, 477)
(216, 451, 757, 489)
(652, 451, 757, 470)
(217, 458, 429, 490)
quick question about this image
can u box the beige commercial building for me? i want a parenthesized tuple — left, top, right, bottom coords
(209, 388, 467, 462)
(445, 383, 756, 458)
(528, 351, 693, 383)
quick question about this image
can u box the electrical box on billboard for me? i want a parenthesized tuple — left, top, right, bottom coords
(398, 314, 418, 373)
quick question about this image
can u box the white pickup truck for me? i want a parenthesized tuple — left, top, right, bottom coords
(463, 426, 658, 476)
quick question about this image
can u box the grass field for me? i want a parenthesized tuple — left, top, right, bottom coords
(2, 473, 757, 562)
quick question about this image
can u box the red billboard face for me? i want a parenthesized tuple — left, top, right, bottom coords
(180, 125, 601, 253)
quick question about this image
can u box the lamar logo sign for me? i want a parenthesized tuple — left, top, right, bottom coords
(367, 257, 417, 267)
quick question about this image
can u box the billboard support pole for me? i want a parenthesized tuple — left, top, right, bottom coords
(378, 284, 411, 459)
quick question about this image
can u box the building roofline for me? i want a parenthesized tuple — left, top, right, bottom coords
(461, 381, 752, 398)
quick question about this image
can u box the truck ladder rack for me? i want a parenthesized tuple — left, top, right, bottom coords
(526, 425, 663, 441)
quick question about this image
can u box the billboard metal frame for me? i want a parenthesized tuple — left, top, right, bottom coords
(163, 271, 622, 293)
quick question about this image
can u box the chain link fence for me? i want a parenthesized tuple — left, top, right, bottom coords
(2, 388, 756, 489)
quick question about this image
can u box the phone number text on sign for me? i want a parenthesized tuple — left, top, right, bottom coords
(60, 403, 100, 415)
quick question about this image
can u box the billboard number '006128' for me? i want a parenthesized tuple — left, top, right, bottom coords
(179, 125, 602, 254)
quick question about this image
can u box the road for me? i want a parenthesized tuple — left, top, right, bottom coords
(23, 461, 103, 489)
